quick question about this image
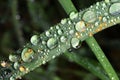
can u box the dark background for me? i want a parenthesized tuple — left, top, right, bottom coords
(0, 0, 120, 80)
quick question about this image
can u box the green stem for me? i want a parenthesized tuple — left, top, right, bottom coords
(64, 52, 109, 80)
(86, 37, 119, 80)
(58, 0, 119, 80)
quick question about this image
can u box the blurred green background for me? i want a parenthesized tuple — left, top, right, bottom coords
(0, 0, 120, 80)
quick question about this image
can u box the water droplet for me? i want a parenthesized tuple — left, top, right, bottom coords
(52, 56, 55, 59)
(21, 48, 35, 62)
(10, 77, 14, 80)
(60, 36, 67, 42)
(82, 11, 97, 23)
(13, 62, 19, 69)
(75, 21, 86, 32)
(102, 3, 107, 8)
(95, 22, 99, 26)
(69, 30, 74, 34)
(102, 17, 107, 22)
(9, 54, 18, 62)
(56, 25, 60, 29)
(19, 66, 26, 72)
(47, 38, 57, 49)
(71, 38, 80, 48)
(69, 11, 78, 20)
(61, 19, 67, 24)
(109, 3, 120, 16)
(57, 29, 62, 35)
(42, 41, 46, 44)
(45, 31, 50, 37)
(30, 35, 39, 45)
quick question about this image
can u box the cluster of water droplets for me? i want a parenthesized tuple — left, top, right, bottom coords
(5, 1, 120, 80)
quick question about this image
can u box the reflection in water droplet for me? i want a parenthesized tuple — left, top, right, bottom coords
(75, 21, 86, 32)
(21, 48, 35, 62)
(47, 38, 57, 49)
(60, 36, 67, 42)
(69, 11, 78, 20)
(109, 3, 120, 16)
(71, 38, 80, 48)
(82, 11, 97, 23)
(30, 35, 39, 45)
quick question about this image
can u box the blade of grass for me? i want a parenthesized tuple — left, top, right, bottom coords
(58, 0, 119, 80)
(64, 52, 109, 80)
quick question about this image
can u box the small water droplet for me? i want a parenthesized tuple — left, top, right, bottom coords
(71, 38, 80, 48)
(52, 56, 55, 59)
(69, 11, 78, 20)
(56, 25, 60, 29)
(75, 21, 86, 32)
(102, 17, 107, 22)
(109, 3, 120, 16)
(47, 38, 57, 49)
(21, 48, 35, 62)
(69, 30, 74, 34)
(82, 11, 97, 23)
(13, 62, 19, 69)
(9, 54, 18, 62)
(61, 19, 67, 24)
(60, 36, 67, 42)
(45, 31, 50, 37)
(30, 35, 39, 45)
(95, 22, 99, 26)
(57, 29, 62, 35)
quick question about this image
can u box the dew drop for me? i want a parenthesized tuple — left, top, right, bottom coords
(60, 36, 67, 42)
(61, 19, 67, 24)
(57, 29, 62, 35)
(56, 25, 60, 29)
(30, 35, 39, 45)
(75, 21, 86, 32)
(47, 38, 57, 49)
(69, 30, 74, 34)
(45, 31, 50, 37)
(69, 11, 78, 20)
(9, 54, 18, 62)
(109, 3, 120, 16)
(19, 66, 26, 72)
(102, 17, 107, 22)
(71, 38, 80, 48)
(82, 11, 97, 23)
(13, 62, 19, 69)
(21, 48, 35, 62)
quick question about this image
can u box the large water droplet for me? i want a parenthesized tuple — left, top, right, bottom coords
(21, 48, 35, 62)
(69, 11, 78, 20)
(71, 38, 80, 48)
(60, 36, 67, 42)
(82, 11, 97, 23)
(75, 21, 86, 32)
(47, 38, 57, 49)
(109, 3, 120, 16)
(30, 35, 39, 45)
